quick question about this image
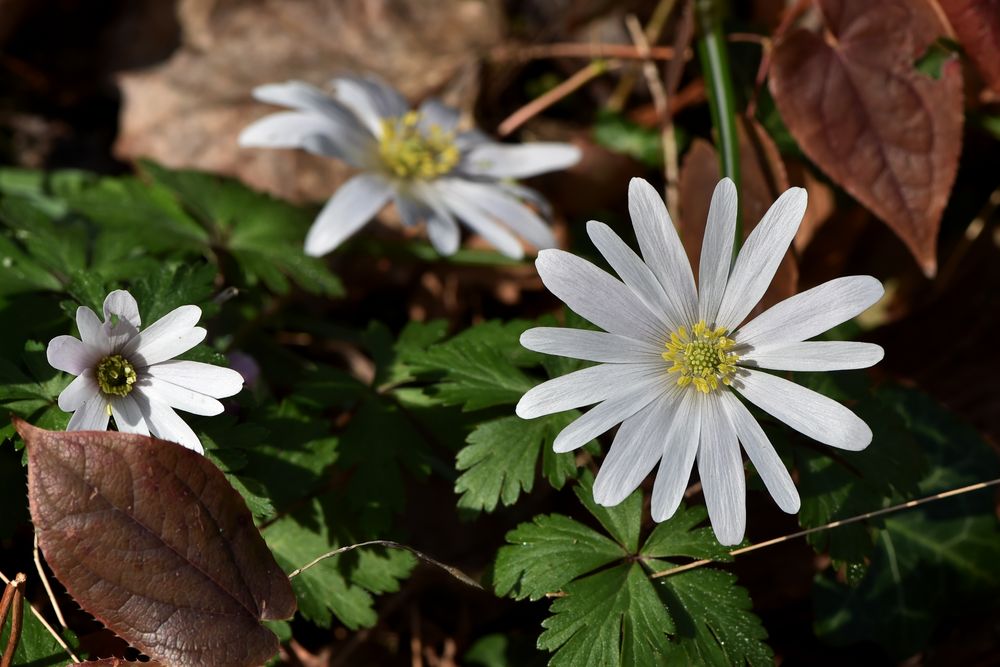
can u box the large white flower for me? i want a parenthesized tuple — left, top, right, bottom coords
(515, 178, 884, 545)
(238, 76, 581, 259)
(46, 290, 244, 454)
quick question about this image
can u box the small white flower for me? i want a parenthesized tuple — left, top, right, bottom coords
(515, 178, 885, 545)
(238, 77, 581, 259)
(46, 290, 244, 454)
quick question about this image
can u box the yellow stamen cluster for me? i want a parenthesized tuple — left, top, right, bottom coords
(378, 111, 460, 180)
(663, 320, 740, 394)
(96, 354, 137, 398)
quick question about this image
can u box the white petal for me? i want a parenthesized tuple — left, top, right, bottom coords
(76, 306, 110, 355)
(417, 98, 461, 132)
(594, 388, 682, 506)
(741, 341, 884, 372)
(144, 360, 244, 398)
(123, 306, 205, 367)
(443, 180, 555, 250)
(715, 187, 807, 331)
(434, 182, 524, 259)
(110, 395, 149, 436)
(515, 362, 666, 419)
(534, 249, 668, 343)
(394, 193, 431, 227)
(47, 335, 95, 375)
(496, 182, 553, 219)
(138, 378, 224, 416)
(719, 390, 799, 513)
(332, 76, 409, 136)
(733, 276, 884, 348)
(735, 369, 872, 451)
(697, 178, 738, 325)
(552, 384, 663, 453)
(67, 395, 110, 432)
(462, 142, 581, 179)
(627, 178, 698, 326)
(239, 112, 376, 166)
(58, 371, 99, 411)
(304, 174, 393, 256)
(520, 327, 662, 364)
(134, 392, 203, 454)
(103, 290, 141, 328)
(411, 182, 461, 255)
(586, 221, 680, 331)
(697, 394, 746, 546)
(651, 390, 702, 522)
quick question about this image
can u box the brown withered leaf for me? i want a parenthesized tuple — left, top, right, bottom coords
(938, 0, 1000, 93)
(72, 661, 165, 667)
(17, 418, 296, 667)
(116, 0, 503, 202)
(769, 0, 963, 276)
(678, 119, 798, 314)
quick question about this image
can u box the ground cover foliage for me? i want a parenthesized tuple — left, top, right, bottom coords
(1, 0, 1000, 665)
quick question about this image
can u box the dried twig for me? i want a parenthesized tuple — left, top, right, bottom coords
(33, 533, 67, 629)
(490, 42, 688, 63)
(0, 574, 25, 667)
(0, 570, 79, 663)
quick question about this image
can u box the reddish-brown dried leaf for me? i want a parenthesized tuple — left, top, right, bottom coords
(72, 661, 165, 667)
(938, 0, 1000, 93)
(769, 0, 963, 276)
(17, 418, 296, 667)
(678, 119, 798, 314)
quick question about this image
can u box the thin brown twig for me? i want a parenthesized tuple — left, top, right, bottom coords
(649, 477, 1000, 579)
(498, 60, 622, 137)
(0, 574, 25, 667)
(490, 42, 689, 63)
(608, 0, 679, 111)
(0, 569, 79, 662)
(33, 533, 67, 629)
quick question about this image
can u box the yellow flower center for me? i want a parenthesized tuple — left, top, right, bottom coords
(96, 354, 137, 397)
(378, 111, 460, 180)
(663, 320, 740, 394)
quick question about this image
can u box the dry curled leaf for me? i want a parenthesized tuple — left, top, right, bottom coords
(938, 0, 1000, 94)
(17, 418, 296, 667)
(72, 661, 165, 667)
(115, 0, 503, 203)
(769, 0, 963, 276)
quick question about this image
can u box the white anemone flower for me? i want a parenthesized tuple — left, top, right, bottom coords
(515, 178, 884, 545)
(46, 290, 244, 454)
(238, 76, 581, 259)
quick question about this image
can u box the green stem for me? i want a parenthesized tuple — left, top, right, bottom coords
(696, 0, 742, 256)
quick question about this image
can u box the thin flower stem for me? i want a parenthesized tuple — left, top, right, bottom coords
(0, 570, 79, 663)
(289, 540, 482, 590)
(649, 476, 1000, 579)
(607, 0, 678, 111)
(0, 576, 23, 667)
(695, 0, 742, 254)
(33, 533, 67, 629)
(498, 59, 622, 137)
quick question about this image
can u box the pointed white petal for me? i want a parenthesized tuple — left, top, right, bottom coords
(534, 249, 668, 343)
(433, 181, 525, 258)
(123, 306, 205, 367)
(697, 394, 746, 546)
(394, 193, 431, 227)
(521, 327, 663, 364)
(239, 112, 376, 166)
(417, 98, 461, 132)
(103, 290, 141, 328)
(145, 360, 244, 398)
(58, 371, 99, 411)
(594, 388, 682, 506)
(741, 341, 884, 372)
(716, 187, 807, 331)
(627, 178, 698, 325)
(304, 174, 393, 256)
(139, 378, 224, 416)
(516, 362, 665, 419)
(734, 276, 884, 348)
(332, 76, 408, 135)
(586, 221, 680, 331)
(462, 142, 581, 179)
(411, 182, 462, 255)
(651, 390, 702, 522)
(47, 335, 96, 375)
(67, 395, 110, 432)
(552, 384, 663, 453)
(698, 178, 738, 325)
(444, 181, 556, 250)
(735, 369, 872, 451)
(719, 391, 799, 513)
(134, 392, 203, 454)
(76, 306, 111, 355)
(110, 395, 149, 436)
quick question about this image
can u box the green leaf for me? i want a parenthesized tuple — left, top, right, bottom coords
(640, 504, 733, 563)
(455, 413, 578, 512)
(464, 633, 547, 667)
(129, 262, 219, 322)
(813, 385, 1000, 658)
(573, 471, 642, 553)
(592, 111, 664, 167)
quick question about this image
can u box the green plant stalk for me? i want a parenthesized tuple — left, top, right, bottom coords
(696, 4, 743, 256)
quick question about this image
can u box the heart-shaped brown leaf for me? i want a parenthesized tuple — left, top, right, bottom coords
(769, 0, 963, 276)
(16, 418, 296, 667)
(938, 0, 1000, 93)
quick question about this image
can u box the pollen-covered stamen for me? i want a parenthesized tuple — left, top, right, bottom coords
(662, 320, 740, 394)
(378, 111, 460, 180)
(96, 354, 137, 397)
